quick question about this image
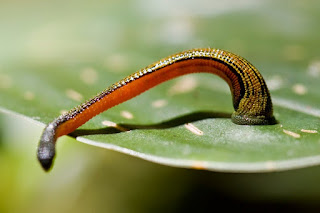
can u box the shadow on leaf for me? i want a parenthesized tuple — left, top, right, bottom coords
(69, 111, 231, 138)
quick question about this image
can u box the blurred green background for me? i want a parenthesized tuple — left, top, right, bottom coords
(1, 0, 320, 212)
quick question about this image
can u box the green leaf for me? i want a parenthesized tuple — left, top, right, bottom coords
(0, 0, 319, 172)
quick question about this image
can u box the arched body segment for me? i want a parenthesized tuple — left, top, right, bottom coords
(37, 48, 275, 171)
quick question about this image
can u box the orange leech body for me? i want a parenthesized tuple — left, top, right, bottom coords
(56, 59, 238, 137)
(37, 48, 275, 171)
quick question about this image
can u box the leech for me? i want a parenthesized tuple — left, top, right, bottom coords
(37, 48, 276, 171)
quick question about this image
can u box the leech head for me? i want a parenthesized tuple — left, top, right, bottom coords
(37, 123, 57, 171)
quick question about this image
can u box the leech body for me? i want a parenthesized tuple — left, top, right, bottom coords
(37, 48, 275, 171)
